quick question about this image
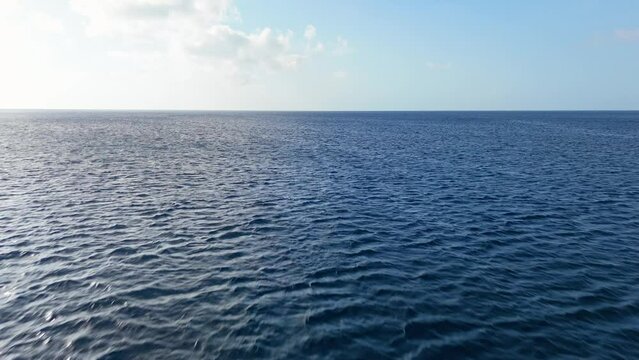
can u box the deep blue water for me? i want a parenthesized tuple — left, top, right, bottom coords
(1, 111, 638, 359)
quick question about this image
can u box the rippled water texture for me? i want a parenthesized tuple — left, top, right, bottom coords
(1, 111, 638, 359)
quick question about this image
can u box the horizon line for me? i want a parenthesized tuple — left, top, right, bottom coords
(1, 108, 639, 113)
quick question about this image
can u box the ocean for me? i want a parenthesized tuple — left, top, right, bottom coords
(1, 111, 638, 359)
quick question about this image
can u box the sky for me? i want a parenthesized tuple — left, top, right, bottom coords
(1, 0, 638, 110)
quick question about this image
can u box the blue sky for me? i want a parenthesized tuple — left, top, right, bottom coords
(1, 0, 638, 110)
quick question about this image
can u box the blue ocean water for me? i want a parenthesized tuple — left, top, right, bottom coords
(0, 111, 638, 359)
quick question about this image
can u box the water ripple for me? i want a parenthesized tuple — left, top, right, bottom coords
(1, 111, 638, 359)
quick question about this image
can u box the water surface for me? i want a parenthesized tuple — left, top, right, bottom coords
(1, 111, 638, 359)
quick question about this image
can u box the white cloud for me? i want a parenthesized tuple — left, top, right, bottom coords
(303, 24, 324, 54)
(69, 0, 238, 37)
(1, 4, 64, 36)
(333, 36, 349, 55)
(0, 0, 20, 14)
(188, 25, 304, 71)
(30, 13, 65, 34)
(68, 0, 334, 80)
(614, 28, 639, 42)
(304, 25, 316, 40)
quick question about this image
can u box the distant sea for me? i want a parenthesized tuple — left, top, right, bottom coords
(1, 111, 638, 359)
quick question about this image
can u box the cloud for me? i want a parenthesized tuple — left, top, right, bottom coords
(1, 3, 64, 36)
(30, 13, 65, 34)
(304, 25, 316, 41)
(333, 36, 349, 55)
(69, 0, 338, 80)
(614, 28, 639, 42)
(188, 25, 303, 71)
(69, 0, 237, 37)
(302, 24, 325, 54)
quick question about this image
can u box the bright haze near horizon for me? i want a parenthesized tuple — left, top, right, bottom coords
(1, 0, 638, 111)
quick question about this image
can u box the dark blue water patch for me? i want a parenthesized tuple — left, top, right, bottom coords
(1, 111, 638, 359)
